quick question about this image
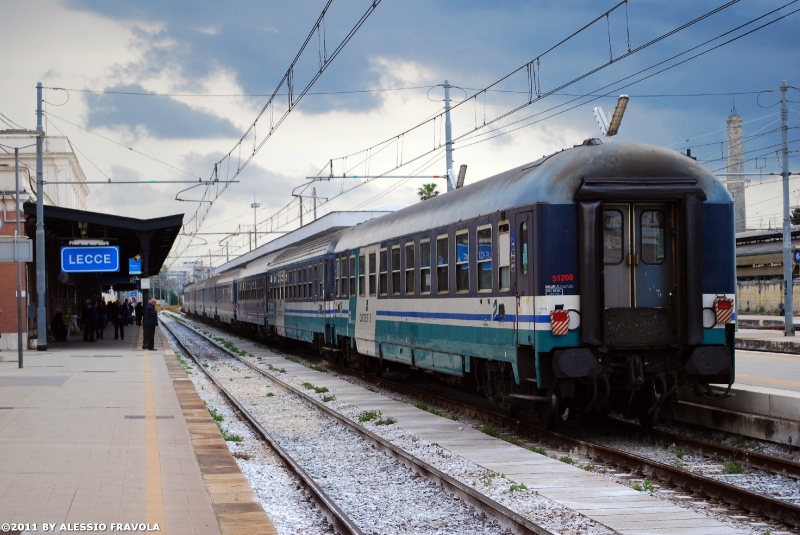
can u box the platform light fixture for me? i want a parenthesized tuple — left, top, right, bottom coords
(592, 95, 629, 141)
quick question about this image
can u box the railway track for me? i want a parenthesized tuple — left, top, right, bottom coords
(305, 354, 800, 530)
(170, 312, 800, 532)
(162, 316, 555, 535)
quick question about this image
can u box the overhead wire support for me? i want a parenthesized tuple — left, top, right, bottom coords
(316, 0, 744, 183)
(168, 0, 384, 267)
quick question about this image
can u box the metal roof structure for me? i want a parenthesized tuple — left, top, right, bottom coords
(23, 203, 183, 288)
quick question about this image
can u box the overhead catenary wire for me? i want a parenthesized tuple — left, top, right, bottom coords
(168, 0, 384, 268)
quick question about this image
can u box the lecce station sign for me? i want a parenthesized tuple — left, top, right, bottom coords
(61, 246, 120, 273)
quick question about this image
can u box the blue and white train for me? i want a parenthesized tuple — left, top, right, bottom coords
(183, 140, 736, 427)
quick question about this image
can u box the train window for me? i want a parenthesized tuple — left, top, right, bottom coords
(437, 235, 449, 293)
(351, 256, 357, 296)
(339, 258, 346, 297)
(358, 254, 366, 296)
(520, 222, 529, 275)
(391, 246, 401, 295)
(603, 210, 624, 265)
(456, 231, 469, 292)
(498, 222, 510, 291)
(405, 243, 415, 295)
(369, 252, 377, 297)
(313, 265, 318, 299)
(307, 267, 313, 298)
(641, 211, 666, 264)
(420, 240, 431, 294)
(301, 269, 306, 299)
(477, 226, 492, 292)
(379, 249, 388, 296)
(317, 263, 325, 299)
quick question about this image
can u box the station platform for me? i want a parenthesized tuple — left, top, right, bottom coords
(0, 326, 274, 534)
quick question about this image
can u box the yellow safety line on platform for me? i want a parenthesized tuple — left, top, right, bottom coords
(144, 348, 166, 528)
(737, 352, 800, 363)
(737, 373, 800, 389)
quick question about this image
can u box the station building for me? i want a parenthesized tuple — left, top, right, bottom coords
(0, 134, 182, 350)
(736, 227, 800, 314)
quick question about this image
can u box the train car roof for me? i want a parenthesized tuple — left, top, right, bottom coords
(334, 141, 731, 252)
(194, 275, 220, 290)
(238, 250, 284, 279)
(215, 267, 241, 285)
(216, 210, 395, 273)
(269, 228, 348, 271)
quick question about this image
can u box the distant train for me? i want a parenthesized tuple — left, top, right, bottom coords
(183, 140, 736, 427)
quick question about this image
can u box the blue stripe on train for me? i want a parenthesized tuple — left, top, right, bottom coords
(375, 310, 548, 323)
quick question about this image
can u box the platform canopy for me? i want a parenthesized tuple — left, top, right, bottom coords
(24, 203, 183, 288)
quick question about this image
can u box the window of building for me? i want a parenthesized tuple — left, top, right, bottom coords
(437, 235, 449, 293)
(456, 231, 469, 292)
(405, 242, 415, 295)
(477, 226, 492, 292)
(420, 240, 431, 294)
(379, 249, 388, 296)
(391, 246, 401, 295)
(368, 252, 377, 297)
(358, 254, 365, 296)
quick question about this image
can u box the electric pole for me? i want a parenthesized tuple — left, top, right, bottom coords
(313, 187, 317, 221)
(444, 80, 454, 192)
(781, 80, 794, 336)
(15, 148, 23, 366)
(251, 195, 261, 249)
(35, 82, 46, 351)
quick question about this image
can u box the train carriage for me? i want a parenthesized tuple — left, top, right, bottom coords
(332, 140, 735, 425)
(214, 268, 241, 324)
(236, 251, 280, 336)
(267, 229, 346, 347)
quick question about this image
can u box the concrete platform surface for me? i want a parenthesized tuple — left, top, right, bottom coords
(0, 325, 274, 535)
(181, 317, 746, 535)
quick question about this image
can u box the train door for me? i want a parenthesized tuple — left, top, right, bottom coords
(516, 211, 533, 345)
(603, 203, 674, 345)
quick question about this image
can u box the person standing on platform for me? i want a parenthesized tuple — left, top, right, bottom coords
(142, 298, 158, 350)
(121, 299, 131, 329)
(135, 301, 143, 326)
(87, 301, 98, 343)
(82, 299, 94, 342)
(96, 300, 106, 340)
(111, 300, 124, 340)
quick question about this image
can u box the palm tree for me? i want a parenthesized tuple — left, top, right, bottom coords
(417, 183, 439, 201)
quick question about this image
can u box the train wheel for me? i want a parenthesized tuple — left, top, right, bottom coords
(636, 381, 662, 429)
(536, 391, 564, 430)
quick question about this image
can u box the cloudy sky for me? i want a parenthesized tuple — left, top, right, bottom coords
(1, 0, 798, 268)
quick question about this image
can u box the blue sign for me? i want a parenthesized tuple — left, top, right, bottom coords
(129, 257, 142, 275)
(795, 251, 800, 263)
(61, 246, 120, 273)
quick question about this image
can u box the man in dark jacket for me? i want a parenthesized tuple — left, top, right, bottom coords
(142, 298, 158, 350)
(82, 299, 95, 342)
(135, 302, 143, 326)
(110, 300, 124, 340)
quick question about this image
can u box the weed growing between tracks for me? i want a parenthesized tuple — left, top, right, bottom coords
(415, 402, 458, 421)
(723, 459, 745, 474)
(204, 403, 242, 442)
(358, 409, 396, 426)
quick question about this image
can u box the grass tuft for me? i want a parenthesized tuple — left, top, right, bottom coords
(723, 459, 744, 474)
(358, 410, 380, 423)
(479, 423, 499, 437)
(509, 483, 527, 492)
